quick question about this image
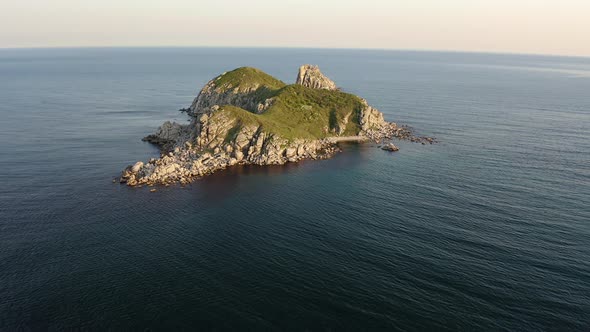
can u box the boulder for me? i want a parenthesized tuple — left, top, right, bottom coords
(131, 161, 144, 173)
(381, 143, 399, 152)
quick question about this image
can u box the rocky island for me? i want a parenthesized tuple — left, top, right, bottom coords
(120, 65, 434, 186)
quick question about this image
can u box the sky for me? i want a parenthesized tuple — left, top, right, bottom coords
(1, 0, 589, 56)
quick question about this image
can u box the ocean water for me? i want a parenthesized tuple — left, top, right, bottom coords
(0, 47, 589, 330)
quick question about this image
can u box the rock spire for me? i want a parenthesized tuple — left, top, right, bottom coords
(296, 65, 338, 90)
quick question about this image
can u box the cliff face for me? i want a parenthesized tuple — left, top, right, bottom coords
(188, 67, 285, 116)
(121, 65, 409, 186)
(296, 65, 338, 91)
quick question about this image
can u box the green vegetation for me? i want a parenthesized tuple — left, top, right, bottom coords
(215, 105, 316, 140)
(268, 84, 364, 137)
(214, 67, 286, 93)
(210, 67, 366, 141)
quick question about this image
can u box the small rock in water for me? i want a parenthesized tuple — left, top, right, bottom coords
(150, 188, 157, 192)
(381, 143, 399, 152)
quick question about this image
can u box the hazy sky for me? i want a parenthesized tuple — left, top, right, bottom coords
(1, 0, 589, 56)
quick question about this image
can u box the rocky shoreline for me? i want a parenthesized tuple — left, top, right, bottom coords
(119, 65, 436, 187)
(120, 123, 434, 187)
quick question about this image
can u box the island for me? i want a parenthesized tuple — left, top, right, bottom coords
(120, 65, 434, 186)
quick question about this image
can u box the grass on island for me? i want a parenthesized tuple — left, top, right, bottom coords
(210, 67, 366, 141)
(214, 67, 286, 93)
(264, 84, 364, 138)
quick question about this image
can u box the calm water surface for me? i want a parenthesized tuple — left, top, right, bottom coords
(0, 48, 589, 330)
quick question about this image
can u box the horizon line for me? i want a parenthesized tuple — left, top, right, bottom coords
(0, 45, 589, 60)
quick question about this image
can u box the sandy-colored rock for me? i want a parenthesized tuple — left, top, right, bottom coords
(131, 161, 144, 173)
(296, 65, 337, 90)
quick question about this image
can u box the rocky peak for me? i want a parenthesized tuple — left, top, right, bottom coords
(296, 65, 338, 90)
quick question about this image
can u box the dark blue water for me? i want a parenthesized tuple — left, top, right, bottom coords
(1, 48, 589, 330)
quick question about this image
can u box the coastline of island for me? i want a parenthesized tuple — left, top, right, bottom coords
(120, 65, 435, 186)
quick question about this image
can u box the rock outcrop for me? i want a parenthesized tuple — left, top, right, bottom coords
(142, 121, 190, 151)
(188, 77, 276, 116)
(382, 143, 399, 152)
(120, 65, 435, 186)
(296, 65, 338, 90)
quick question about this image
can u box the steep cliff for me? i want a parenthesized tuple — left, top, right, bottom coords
(296, 65, 338, 90)
(120, 65, 426, 186)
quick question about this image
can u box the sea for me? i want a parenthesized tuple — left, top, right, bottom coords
(0, 47, 589, 330)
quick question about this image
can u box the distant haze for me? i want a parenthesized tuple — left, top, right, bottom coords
(1, 0, 589, 56)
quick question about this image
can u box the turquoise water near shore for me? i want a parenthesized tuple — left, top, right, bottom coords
(0, 48, 589, 330)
